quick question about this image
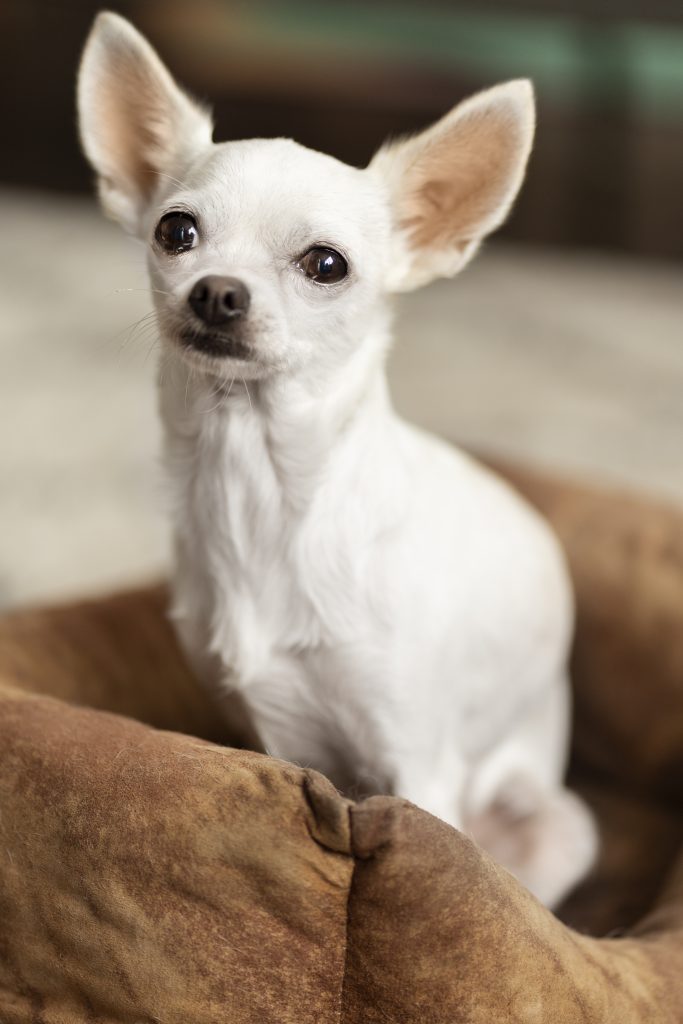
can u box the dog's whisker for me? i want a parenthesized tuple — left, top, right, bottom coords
(203, 392, 226, 416)
(184, 369, 192, 412)
(104, 310, 159, 356)
(242, 378, 253, 411)
(157, 348, 172, 388)
(155, 169, 192, 191)
(142, 337, 161, 368)
(113, 287, 172, 297)
(121, 315, 158, 340)
(118, 313, 159, 348)
(183, 345, 200, 412)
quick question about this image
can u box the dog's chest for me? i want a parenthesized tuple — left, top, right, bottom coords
(166, 400, 367, 684)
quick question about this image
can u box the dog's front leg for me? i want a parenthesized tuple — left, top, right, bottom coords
(227, 655, 469, 819)
(391, 750, 469, 832)
(233, 658, 364, 790)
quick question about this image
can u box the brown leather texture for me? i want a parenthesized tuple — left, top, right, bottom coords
(0, 466, 682, 1022)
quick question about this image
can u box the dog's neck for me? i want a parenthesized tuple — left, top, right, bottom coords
(158, 318, 396, 510)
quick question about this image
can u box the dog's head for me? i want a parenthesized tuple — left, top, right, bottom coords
(78, 13, 534, 384)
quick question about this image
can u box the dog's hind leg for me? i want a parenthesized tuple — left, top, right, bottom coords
(464, 676, 598, 908)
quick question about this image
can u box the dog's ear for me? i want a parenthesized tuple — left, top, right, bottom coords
(370, 80, 535, 292)
(78, 12, 212, 233)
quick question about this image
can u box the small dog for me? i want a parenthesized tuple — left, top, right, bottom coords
(78, 12, 597, 906)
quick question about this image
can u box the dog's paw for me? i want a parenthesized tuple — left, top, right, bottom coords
(469, 782, 598, 909)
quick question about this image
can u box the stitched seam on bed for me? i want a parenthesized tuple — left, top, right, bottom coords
(337, 802, 356, 1024)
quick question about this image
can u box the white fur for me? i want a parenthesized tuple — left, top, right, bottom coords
(78, 12, 597, 907)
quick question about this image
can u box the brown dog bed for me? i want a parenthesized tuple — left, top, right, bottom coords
(1, 464, 682, 1022)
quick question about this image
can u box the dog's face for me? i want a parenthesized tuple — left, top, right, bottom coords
(143, 138, 391, 381)
(78, 13, 535, 385)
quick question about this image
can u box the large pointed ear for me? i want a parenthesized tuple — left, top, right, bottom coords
(370, 80, 535, 292)
(77, 11, 213, 233)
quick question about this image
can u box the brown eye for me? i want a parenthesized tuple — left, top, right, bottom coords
(299, 246, 348, 284)
(155, 211, 198, 254)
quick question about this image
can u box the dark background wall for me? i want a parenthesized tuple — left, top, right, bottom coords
(2, 0, 682, 259)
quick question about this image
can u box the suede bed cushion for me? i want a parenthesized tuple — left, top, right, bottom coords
(0, 465, 682, 1022)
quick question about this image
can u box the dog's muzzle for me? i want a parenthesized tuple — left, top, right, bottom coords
(183, 275, 252, 359)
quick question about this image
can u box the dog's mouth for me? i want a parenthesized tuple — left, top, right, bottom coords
(178, 327, 253, 362)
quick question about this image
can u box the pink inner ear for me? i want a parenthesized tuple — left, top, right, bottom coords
(399, 108, 528, 251)
(95, 63, 175, 200)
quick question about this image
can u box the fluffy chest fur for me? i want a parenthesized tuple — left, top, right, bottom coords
(162, 373, 404, 686)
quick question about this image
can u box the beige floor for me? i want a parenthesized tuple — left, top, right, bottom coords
(1, 188, 682, 610)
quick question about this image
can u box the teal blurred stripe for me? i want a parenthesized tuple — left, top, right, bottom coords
(229, 1, 683, 117)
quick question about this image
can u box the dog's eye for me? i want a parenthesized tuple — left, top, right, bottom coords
(155, 212, 198, 254)
(298, 247, 348, 284)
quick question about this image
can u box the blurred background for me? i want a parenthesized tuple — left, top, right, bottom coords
(1, 0, 682, 608)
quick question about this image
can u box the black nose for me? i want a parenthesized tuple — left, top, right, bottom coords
(188, 275, 251, 326)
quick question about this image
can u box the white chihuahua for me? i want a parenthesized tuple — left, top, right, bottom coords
(79, 12, 596, 906)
